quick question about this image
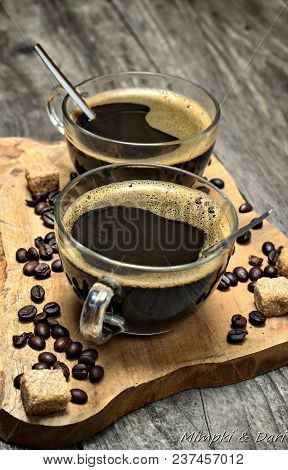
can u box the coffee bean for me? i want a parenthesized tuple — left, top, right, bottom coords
(217, 275, 230, 291)
(44, 231, 56, 243)
(89, 365, 104, 383)
(25, 331, 34, 339)
(32, 362, 50, 370)
(28, 335, 46, 351)
(70, 388, 88, 405)
(23, 260, 39, 276)
(239, 202, 253, 213)
(53, 361, 70, 380)
(263, 265, 278, 278)
(27, 247, 39, 261)
(48, 239, 59, 253)
(210, 178, 224, 189)
(12, 333, 27, 348)
(34, 236, 45, 248)
(70, 171, 78, 181)
(13, 373, 24, 390)
(248, 281, 256, 293)
(236, 230, 252, 245)
(227, 329, 248, 344)
(42, 211, 55, 229)
(251, 218, 263, 230)
(34, 263, 51, 280)
(18, 305, 37, 322)
(33, 312, 47, 324)
(248, 311, 266, 326)
(268, 250, 279, 266)
(16, 248, 28, 263)
(51, 259, 63, 272)
(231, 314, 247, 329)
(249, 267, 263, 282)
(54, 336, 72, 353)
(66, 341, 83, 360)
(225, 272, 238, 287)
(38, 243, 53, 261)
(81, 348, 98, 360)
(262, 241, 275, 256)
(35, 201, 50, 215)
(47, 318, 59, 328)
(34, 322, 50, 339)
(233, 267, 249, 283)
(248, 255, 263, 267)
(43, 301, 61, 317)
(78, 354, 95, 368)
(30, 285, 45, 303)
(47, 190, 59, 206)
(72, 363, 88, 380)
(51, 324, 69, 339)
(38, 352, 57, 366)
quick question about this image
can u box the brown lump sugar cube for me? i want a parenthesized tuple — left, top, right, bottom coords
(25, 164, 59, 196)
(277, 247, 288, 278)
(254, 276, 288, 317)
(20, 369, 70, 416)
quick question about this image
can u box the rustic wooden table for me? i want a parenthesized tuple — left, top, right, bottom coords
(0, 0, 288, 450)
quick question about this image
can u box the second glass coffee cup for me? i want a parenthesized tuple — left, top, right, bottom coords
(47, 72, 220, 175)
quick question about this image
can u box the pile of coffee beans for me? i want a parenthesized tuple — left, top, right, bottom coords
(26, 190, 60, 229)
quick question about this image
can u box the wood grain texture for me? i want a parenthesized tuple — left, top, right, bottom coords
(0, 0, 287, 451)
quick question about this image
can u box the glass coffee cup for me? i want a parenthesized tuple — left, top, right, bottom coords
(47, 72, 220, 175)
(55, 163, 237, 344)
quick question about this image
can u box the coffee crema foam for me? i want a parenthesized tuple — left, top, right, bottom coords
(61, 181, 231, 288)
(67, 88, 216, 164)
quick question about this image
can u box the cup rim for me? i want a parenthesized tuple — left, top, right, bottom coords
(62, 71, 221, 147)
(55, 163, 238, 273)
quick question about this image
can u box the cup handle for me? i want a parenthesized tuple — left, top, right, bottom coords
(80, 278, 126, 345)
(46, 85, 66, 135)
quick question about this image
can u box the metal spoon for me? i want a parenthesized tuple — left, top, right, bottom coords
(34, 44, 96, 121)
(202, 208, 273, 257)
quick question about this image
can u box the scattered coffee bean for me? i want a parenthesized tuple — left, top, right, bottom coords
(81, 348, 98, 360)
(47, 318, 59, 328)
(66, 341, 83, 360)
(233, 267, 249, 283)
(34, 236, 45, 248)
(53, 361, 70, 380)
(231, 314, 247, 329)
(51, 258, 63, 272)
(47, 190, 60, 206)
(248, 281, 256, 293)
(225, 272, 238, 287)
(48, 239, 59, 253)
(38, 352, 57, 366)
(89, 365, 104, 383)
(263, 265, 278, 278)
(248, 311, 266, 326)
(12, 333, 27, 348)
(16, 248, 28, 263)
(78, 354, 95, 368)
(51, 324, 69, 339)
(30, 285, 45, 303)
(32, 362, 50, 370)
(268, 250, 279, 266)
(70, 171, 78, 181)
(44, 231, 56, 243)
(13, 373, 24, 390)
(42, 211, 55, 228)
(34, 263, 51, 280)
(43, 301, 61, 317)
(54, 336, 72, 353)
(227, 329, 248, 344)
(217, 275, 230, 291)
(251, 218, 263, 230)
(210, 178, 224, 189)
(28, 335, 46, 351)
(239, 202, 253, 213)
(18, 305, 37, 322)
(236, 230, 252, 245)
(262, 241, 275, 256)
(34, 201, 50, 215)
(23, 260, 39, 276)
(33, 312, 47, 324)
(249, 267, 263, 282)
(248, 255, 263, 267)
(39, 243, 53, 261)
(72, 363, 89, 380)
(70, 388, 88, 405)
(27, 246, 39, 261)
(34, 322, 50, 339)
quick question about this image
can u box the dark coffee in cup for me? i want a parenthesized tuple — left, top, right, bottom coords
(61, 180, 231, 334)
(65, 88, 216, 174)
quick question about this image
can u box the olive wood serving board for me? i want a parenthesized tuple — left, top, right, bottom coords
(0, 138, 287, 449)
